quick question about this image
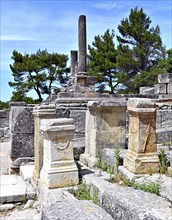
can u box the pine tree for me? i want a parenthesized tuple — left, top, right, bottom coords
(88, 29, 118, 93)
(9, 49, 69, 101)
(117, 7, 165, 93)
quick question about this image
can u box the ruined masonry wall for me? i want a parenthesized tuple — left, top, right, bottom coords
(0, 109, 10, 142)
(9, 102, 35, 159)
(156, 102, 172, 143)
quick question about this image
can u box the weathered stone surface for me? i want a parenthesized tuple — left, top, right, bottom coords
(11, 157, 34, 168)
(158, 73, 172, 83)
(0, 109, 10, 141)
(156, 128, 172, 143)
(81, 100, 127, 168)
(10, 134, 34, 158)
(0, 175, 36, 203)
(40, 118, 78, 188)
(154, 83, 167, 94)
(167, 82, 172, 94)
(10, 105, 34, 134)
(0, 204, 15, 211)
(124, 98, 160, 174)
(0, 109, 9, 127)
(32, 104, 56, 185)
(101, 148, 127, 172)
(9, 103, 34, 164)
(139, 87, 154, 95)
(78, 15, 87, 73)
(4, 208, 39, 220)
(23, 199, 35, 209)
(70, 50, 78, 76)
(83, 172, 172, 220)
(20, 165, 34, 181)
(42, 200, 113, 220)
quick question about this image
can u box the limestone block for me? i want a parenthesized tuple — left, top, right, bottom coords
(124, 98, 160, 174)
(10, 105, 34, 134)
(167, 82, 172, 94)
(81, 100, 127, 168)
(139, 87, 154, 95)
(154, 83, 167, 94)
(32, 104, 56, 185)
(40, 118, 78, 188)
(10, 134, 34, 158)
(158, 73, 172, 83)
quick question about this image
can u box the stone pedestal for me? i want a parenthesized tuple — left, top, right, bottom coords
(32, 104, 56, 186)
(40, 118, 78, 188)
(124, 98, 160, 174)
(81, 100, 127, 168)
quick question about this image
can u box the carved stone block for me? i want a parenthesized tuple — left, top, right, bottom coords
(40, 118, 78, 188)
(124, 98, 160, 174)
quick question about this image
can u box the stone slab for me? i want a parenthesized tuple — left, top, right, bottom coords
(83, 167, 172, 220)
(20, 165, 34, 181)
(0, 175, 36, 203)
(158, 73, 172, 84)
(10, 134, 34, 158)
(38, 180, 113, 220)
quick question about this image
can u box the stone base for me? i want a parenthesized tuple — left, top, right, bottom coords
(80, 153, 98, 169)
(40, 164, 79, 189)
(124, 150, 160, 174)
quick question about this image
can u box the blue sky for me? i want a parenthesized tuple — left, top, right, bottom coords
(1, 0, 172, 101)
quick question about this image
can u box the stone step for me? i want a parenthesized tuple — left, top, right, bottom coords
(83, 167, 172, 220)
(0, 175, 36, 204)
(20, 164, 34, 181)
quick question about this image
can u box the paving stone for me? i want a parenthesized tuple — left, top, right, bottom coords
(20, 165, 34, 181)
(83, 167, 172, 220)
(3, 208, 39, 220)
(23, 199, 35, 209)
(0, 204, 15, 211)
(0, 175, 36, 204)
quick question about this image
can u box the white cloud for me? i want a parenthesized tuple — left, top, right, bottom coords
(1, 35, 38, 41)
(93, 2, 122, 10)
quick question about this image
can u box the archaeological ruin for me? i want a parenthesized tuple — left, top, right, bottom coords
(0, 15, 172, 220)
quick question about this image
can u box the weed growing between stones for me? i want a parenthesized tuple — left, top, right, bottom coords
(68, 183, 99, 204)
(159, 148, 167, 174)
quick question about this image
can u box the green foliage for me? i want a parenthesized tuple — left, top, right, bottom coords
(116, 7, 165, 93)
(69, 183, 99, 204)
(9, 49, 69, 101)
(114, 147, 121, 173)
(131, 66, 165, 93)
(159, 49, 172, 73)
(132, 179, 161, 195)
(88, 29, 118, 93)
(0, 100, 9, 110)
(159, 148, 167, 174)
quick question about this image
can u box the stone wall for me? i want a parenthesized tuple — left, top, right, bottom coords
(9, 102, 35, 160)
(0, 109, 10, 142)
(156, 100, 172, 143)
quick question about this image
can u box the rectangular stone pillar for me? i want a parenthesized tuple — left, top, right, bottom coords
(32, 104, 56, 185)
(81, 100, 127, 168)
(124, 98, 160, 174)
(40, 118, 78, 188)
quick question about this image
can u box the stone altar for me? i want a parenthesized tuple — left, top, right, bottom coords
(124, 98, 160, 174)
(40, 118, 78, 188)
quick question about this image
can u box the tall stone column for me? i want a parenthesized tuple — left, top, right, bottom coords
(70, 50, 78, 77)
(40, 118, 78, 189)
(124, 98, 160, 174)
(78, 15, 87, 74)
(32, 104, 56, 186)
